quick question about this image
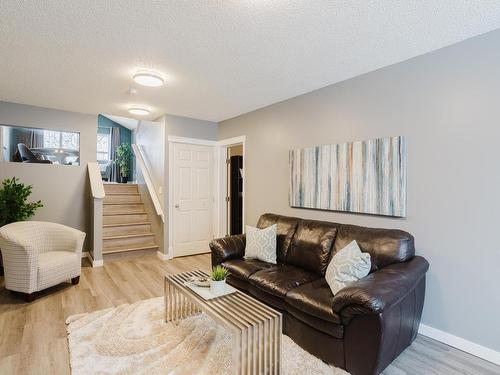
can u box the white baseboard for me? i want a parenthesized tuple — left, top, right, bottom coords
(156, 251, 168, 261)
(167, 246, 174, 260)
(419, 324, 500, 365)
(90, 257, 103, 267)
(83, 252, 103, 267)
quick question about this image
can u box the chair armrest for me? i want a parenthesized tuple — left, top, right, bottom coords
(209, 234, 246, 267)
(332, 256, 429, 321)
(45, 224, 86, 255)
(0, 225, 40, 293)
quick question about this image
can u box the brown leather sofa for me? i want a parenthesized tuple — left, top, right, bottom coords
(210, 213, 429, 375)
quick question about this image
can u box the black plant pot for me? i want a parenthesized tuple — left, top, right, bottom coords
(121, 176, 128, 184)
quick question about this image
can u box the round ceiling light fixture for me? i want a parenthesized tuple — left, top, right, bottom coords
(128, 106, 150, 116)
(133, 70, 164, 87)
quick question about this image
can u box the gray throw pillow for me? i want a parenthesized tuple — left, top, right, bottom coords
(325, 240, 371, 294)
(244, 224, 277, 264)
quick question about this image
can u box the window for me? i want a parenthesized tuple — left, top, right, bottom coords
(97, 132, 110, 161)
(43, 130, 79, 150)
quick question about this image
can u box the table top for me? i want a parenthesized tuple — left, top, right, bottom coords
(165, 270, 282, 329)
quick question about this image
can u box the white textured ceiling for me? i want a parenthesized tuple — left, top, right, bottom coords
(1, 1, 500, 122)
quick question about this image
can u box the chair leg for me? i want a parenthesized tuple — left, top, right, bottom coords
(71, 276, 80, 285)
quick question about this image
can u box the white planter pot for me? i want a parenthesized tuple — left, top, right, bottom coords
(210, 279, 226, 294)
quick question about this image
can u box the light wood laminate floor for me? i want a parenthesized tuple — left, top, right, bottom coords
(0, 253, 498, 375)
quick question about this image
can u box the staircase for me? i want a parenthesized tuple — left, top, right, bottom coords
(102, 183, 159, 255)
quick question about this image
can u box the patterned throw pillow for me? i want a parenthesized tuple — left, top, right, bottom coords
(325, 240, 371, 294)
(244, 224, 277, 264)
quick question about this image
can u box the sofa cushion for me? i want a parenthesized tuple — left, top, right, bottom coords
(222, 258, 276, 281)
(249, 284, 288, 311)
(286, 279, 341, 324)
(286, 305, 344, 339)
(334, 224, 415, 271)
(249, 264, 319, 298)
(286, 219, 338, 275)
(257, 213, 299, 263)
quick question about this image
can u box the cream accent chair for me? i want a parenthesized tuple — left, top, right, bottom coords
(0, 221, 86, 301)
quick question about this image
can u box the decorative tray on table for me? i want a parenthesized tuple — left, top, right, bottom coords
(184, 275, 237, 300)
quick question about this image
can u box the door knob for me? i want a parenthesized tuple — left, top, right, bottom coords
(174, 204, 179, 208)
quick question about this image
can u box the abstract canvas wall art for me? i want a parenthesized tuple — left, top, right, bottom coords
(289, 136, 407, 217)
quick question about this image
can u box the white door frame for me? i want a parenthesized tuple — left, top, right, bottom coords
(167, 136, 217, 259)
(216, 135, 246, 238)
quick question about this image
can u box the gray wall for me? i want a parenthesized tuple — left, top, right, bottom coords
(160, 113, 218, 256)
(220, 29, 500, 351)
(0, 101, 97, 250)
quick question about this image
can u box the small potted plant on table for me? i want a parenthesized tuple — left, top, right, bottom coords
(210, 265, 229, 294)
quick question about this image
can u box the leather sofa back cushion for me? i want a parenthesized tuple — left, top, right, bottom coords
(257, 213, 299, 263)
(333, 224, 415, 270)
(287, 220, 338, 275)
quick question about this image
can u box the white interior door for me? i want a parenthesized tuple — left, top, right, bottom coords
(172, 142, 214, 257)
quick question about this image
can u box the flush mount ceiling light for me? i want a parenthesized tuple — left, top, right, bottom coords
(128, 107, 150, 116)
(133, 70, 164, 87)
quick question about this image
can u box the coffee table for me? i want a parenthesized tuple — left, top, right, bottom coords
(164, 270, 282, 374)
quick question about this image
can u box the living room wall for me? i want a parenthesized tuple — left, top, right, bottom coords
(219, 29, 500, 354)
(0, 101, 97, 251)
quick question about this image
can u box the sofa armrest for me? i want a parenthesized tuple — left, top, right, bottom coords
(209, 234, 246, 267)
(332, 256, 429, 321)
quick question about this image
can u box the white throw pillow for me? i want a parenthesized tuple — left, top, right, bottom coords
(325, 240, 371, 294)
(244, 224, 277, 264)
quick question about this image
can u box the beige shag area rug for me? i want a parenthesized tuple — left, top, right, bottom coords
(66, 297, 348, 375)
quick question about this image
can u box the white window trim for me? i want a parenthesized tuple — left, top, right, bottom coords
(96, 129, 112, 162)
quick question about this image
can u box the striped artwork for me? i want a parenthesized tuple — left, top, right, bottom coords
(289, 136, 407, 217)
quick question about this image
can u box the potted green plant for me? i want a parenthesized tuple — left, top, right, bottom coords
(210, 265, 229, 294)
(115, 143, 132, 183)
(0, 177, 43, 275)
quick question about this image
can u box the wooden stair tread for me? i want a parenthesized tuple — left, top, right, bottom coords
(103, 245, 159, 254)
(103, 202, 144, 205)
(103, 233, 154, 240)
(103, 211, 148, 216)
(104, 192, 140, 195)
(101, 185, 158, 257)
(103, 222, 150, 228)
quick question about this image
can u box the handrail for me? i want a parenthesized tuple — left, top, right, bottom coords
(88, 162, 105, 199)
(132, 144, 164, 222)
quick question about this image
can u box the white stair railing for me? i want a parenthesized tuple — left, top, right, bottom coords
(88, 162, 104, 266)
(132, 144, 164, 222)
